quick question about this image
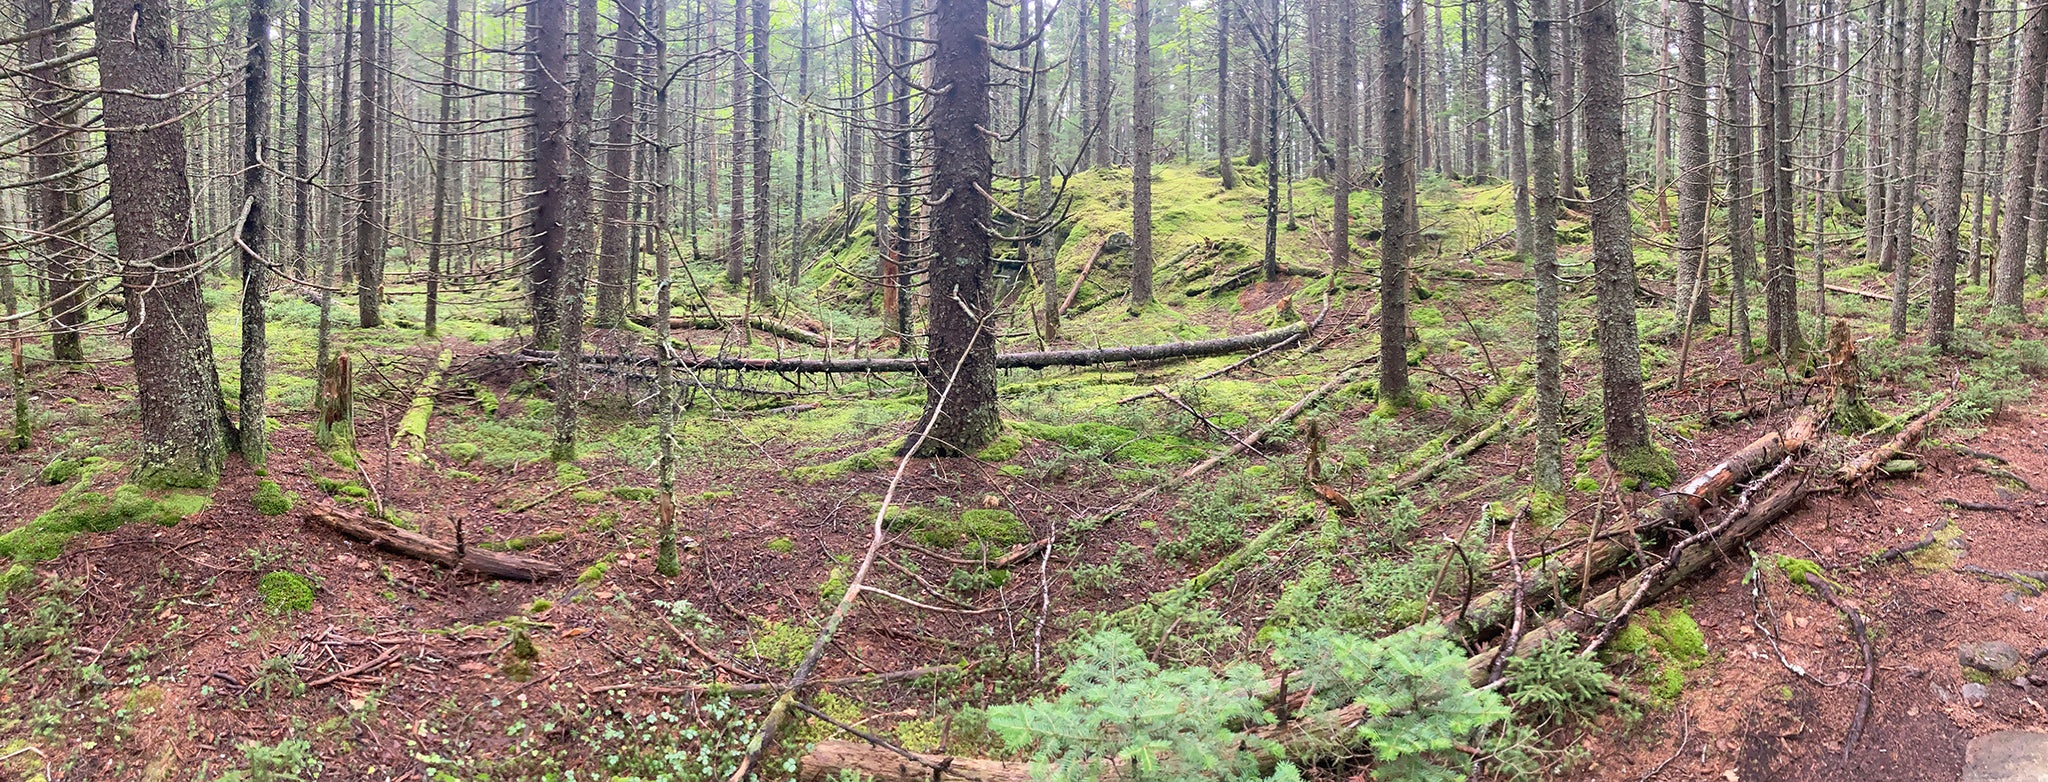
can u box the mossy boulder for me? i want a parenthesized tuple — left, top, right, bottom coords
(252, 480, 295, 516)
(259, 571, 316, 615)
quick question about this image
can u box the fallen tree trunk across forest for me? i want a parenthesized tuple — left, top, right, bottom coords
(517, 321, 1308, 375)
(1452, 407, 1820, 641)
(304, 502, 563, 581)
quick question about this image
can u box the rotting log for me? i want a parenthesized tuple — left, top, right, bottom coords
(395, 349, 454, 462)
(1834, 394, 1954, 491)
(517, 322, 1307, 375)
(305, 502, 562, 581)
(1825, 283, 1892, 302)
(1454, 408, 1820, 641)
(1059, 237, 1110, 315)
(1464, 478, 1813, 683)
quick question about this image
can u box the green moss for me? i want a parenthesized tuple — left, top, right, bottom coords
(819, 566, 848, 603)
(609, 486, 657, 502)
(0, 564, 36, 595)
(747, 619, 815, 670)
(338, 484, 370, 499)
(570, 489, 607, 504)
(1643, 608, 1707, 665)
(503, 628, 538, 681)
(443, 442, 480, 463)
(555, 462, 590, 485)
(974, 429, 1024, 463)
(793, 446, 894, 482)
(40, 459, 81, 486)
(577, 561, 610, 584)
(1612, 444, 1678, 490)
(1609, 622, 1652, 656)
(259, 571, 315, 615)
(765, 537, 797, 554)
(1651, 664, 1686, 701)
(0, 479, 207, 562)
(1011, 420, 1203, 464)
(481, 530, 567, 552)
(528, 598, 553, 614)
(252, 480, 295, 516)
(1775, 555, 1832, 593)
(1572, 473, 1601, 493)
(1907, 521, 1966, 571)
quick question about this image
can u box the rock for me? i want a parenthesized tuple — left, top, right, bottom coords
(1964, 731, 2048, 781)
(1963, 641, 2025, 675)
(1933, 682, 1954, 703)
(1964, 682, 1990, 708)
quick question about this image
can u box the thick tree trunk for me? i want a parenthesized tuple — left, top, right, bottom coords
(529, 0, 571, 348)
(239, 0, 274, 464)
(1583, 0, 1661, 477)
(909, 0, 999, 457)
(354, 0, 383, 329)
(1380, 0, 1413, 405)
(1929, 0, 1982, 350)
(1760, 0, 1801, 354)
(1992, 4, 2048, 310)
(97, 0, 231, 488)
(25, 0, 86, 363)
(594, 0, 642, 327)
(1130, 0, 1155, 309)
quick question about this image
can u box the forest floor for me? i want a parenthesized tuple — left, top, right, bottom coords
(4, 167, 2046, 781)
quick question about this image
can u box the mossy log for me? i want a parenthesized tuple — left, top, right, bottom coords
(516, 322, 1307, 375)
(395, 349, 454, 462)
(1834, 394, 1954, 491)
(305, 502, 562, 581)
(1454, 408, 1821, 641)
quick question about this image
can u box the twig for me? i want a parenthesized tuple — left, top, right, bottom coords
(857, 585, 1003, 615)
(789, 700, 965, 780)
(1872, 533, 1939, 563)
(1939, 497, 2013, 513)
(307, 648, 399, 687)
(1802, 573, 1873, 758)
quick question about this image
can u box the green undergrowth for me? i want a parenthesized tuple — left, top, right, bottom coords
(0, 460, 211, 562)
(259, 571, 316, 615)
(1606, 606, 1708, 701)
(883, 505, 1028, 551)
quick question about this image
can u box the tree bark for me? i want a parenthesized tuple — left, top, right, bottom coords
(1725, 0, 1755, 355)
(1887, 0, 1927, 338)
(306, 503, 564, 581)
(1330, 0, 1356, 272)
(748, 0, 772, 305)
(1130, 0, 1155, 309)
(594, 0, 643, 327)
(1992, 3, 2048, 310)
(1673, 0, 1711, 325)
(1094, 0, 1113, 169)
(1379, 0, 1414, 406)
(909, 0, 999, 456)
(1528, 0, 1563, 491)
(24, 0, 86, 363)
(551, 0, 601, 462)
(726, 0, 748, 288)
(1929, 0, 1982, 350)
(354, 0, 383, 329)
(239, 0, 274, 464)
(1217, 5, 1239, 190)
(1583, 0, 1659, 474)
(1760, 0, 1801, 354)
(425, 0, 464, 339)
(97, 0, 231, 488)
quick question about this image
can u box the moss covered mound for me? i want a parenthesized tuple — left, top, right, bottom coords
(252, 480, 295, 516)
(0, 469, 211, 562)
(259, 571, 316, 615)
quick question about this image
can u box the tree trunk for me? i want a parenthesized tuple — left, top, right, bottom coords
(1760, 0, 1801, 355)
(790, 0, 811, 282)
(1725, 0, 1755, 356)
(1887, 0, 1927, 337)
(1217, 4, 1238, 189)
(1527, 0, 1563, 491)
(909, 0, 999, 457)
(1673, 0, 1710, 325)
(529, 0, 571, 348)
(97, 0, 231, 488)
(25, 0, 86, 363)
(594, 0, 643, 327)
(1330, 0, 1356, 272)
(726, 0, 748, 288)
(551, 0, 601, 462)
(354, 0, 383, 329)
(1992, 3, 2048, 311)
(239, 0, 274, 464)
(315, 0, 356, 449)
(1380, 0, 1413, 405)
(293, 0, 312, 280)
(1130, 0, 1155, 309)
(425, 0, 464, 339)
(748, 0, 772, 305)
(1261, 0, 1281, 282)
(1928, 0, 1982, 350)
(1095, 0, 1113, 169)
(647, 0, 680, 576)
(1583, 0, 1664, 479)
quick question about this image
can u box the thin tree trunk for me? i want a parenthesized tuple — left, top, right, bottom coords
(790, 0, 811, 281)
(1528, 0, 1563, 491)
(1761, 0, 1801, 354)
(293, 0, 312, 281)
(25, 0, 86, 363)
(1095, 0, 1113, 169)
(1929, 0, 1982, 350)
(595, 0, 643, 326)
(1261, 0, 1281, 282)
(649, 0, 680, 576)
(1887, 0, 1927, 337)
(1331, 0, 1356, 271)
(1217, 4, 1239, 189)
(1673, 0, 1710, 325)
(354, 0, 383, 329)
(1992, 1, 2048, 311)
(1726, 0, 1755, 356)
(552, 0, 601, 461)
(1380, 0, 1413, 405)
(238, 0, 274, 464)
(1131, 0, 1155, 308)
(425, 0, 464, 338)
(748, 0, 772, 305)
(726, 0, 748, 287)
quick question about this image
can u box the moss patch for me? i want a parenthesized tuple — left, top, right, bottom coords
(0, 476, 210, 562)
(609, 486, 657, 502)
(571, 489, 607, 504)
(259, 571, 316, 615)
(1906, 521, 1966, 571)
(1612, 444, 1678, 490)
(252, 480, 295, 516)
(886, 506, 1028, 551)
(793, 446, 894, 482)
(1010, 420, 1204, 464)
(974, 429, 1024, 463)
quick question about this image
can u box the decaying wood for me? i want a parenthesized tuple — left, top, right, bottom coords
(395, 349, 454, 462)
(1465, 479, 1811, 682)
(897, 538, 1049, 569)
(1059, 237, 1110, 315)
(1872, 532, 1939, 563)
(518, 322, 1306, 375)
(304, 502, 563, 581)
(1803, 573, 1874, 757)
(1834, 395, 1954, 490)
(632, 313, 829, 347)
(1824, 283, 1893, 301)
(1940, 497, 2013, 512)
(1455, 408, 1820, 640)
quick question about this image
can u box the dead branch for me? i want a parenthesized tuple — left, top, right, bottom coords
(304, 502, 563, 581)
(1834, 395, 1955, 490)
(1802, 573, 1874, 757)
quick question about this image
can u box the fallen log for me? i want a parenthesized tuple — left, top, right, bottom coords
(1833, 394, 1953, 491)
(1453, 408, 1820, 640)
(1465, 477, 1813, 683)
(1059, 238, 1110, 315)
(517, 322, 1308, 375)
(304, 502, 563, 581)
(631, 314, 829, 347)
(395, 349, 454, 463)
(1825, 283, 1892, 302)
